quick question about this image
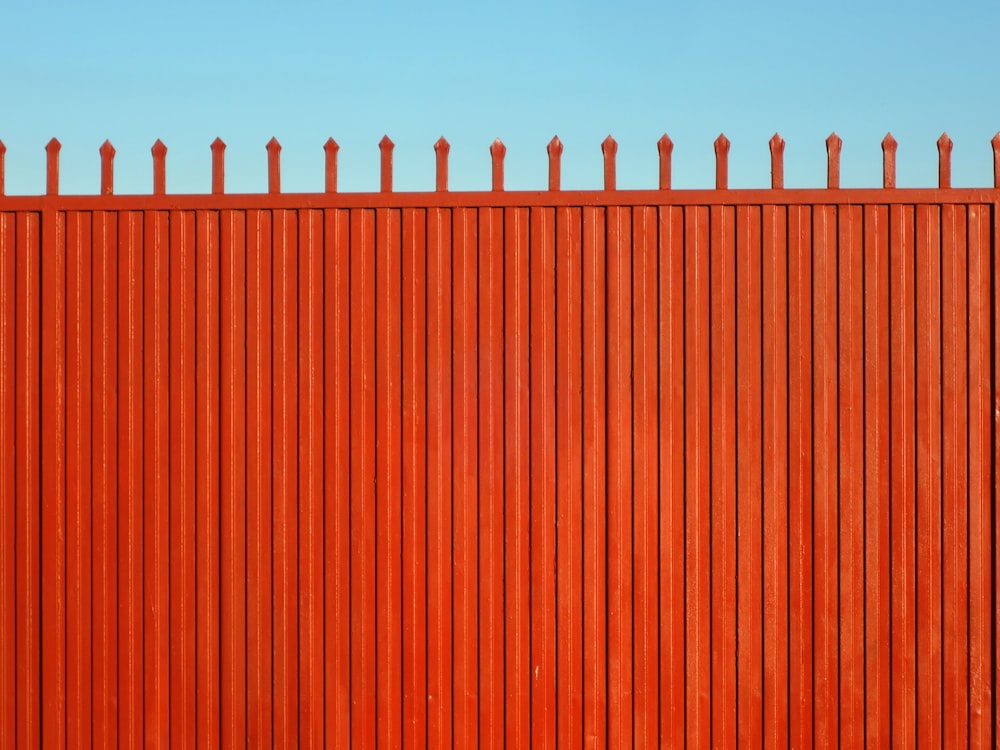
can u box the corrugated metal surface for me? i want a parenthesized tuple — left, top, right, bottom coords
(0, 132, 998, 747)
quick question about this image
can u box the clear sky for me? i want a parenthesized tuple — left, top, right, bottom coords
(2, 0, 998, 195)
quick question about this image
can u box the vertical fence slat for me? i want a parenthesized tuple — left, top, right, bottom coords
(529, 206, 558, 749)
(967, 204, 993, 750)
(658, 205, 685, 748)
(453, 206, 479, 749)
(736, 204, 763, 748)
(555, 205, 584, 749)
(221, 208, 248, 748)
(838, 204, 866, 746)
(427, 205, 454, 749)
(863, 204, 891, 747)
(787, 204, 814, 749)
(631, 205, 659, 748)
(143, 210, 170, 746)
(169, 210, 197, 747)
(607, 205, 633, 750)
(941, 203, 970, 747)
(376, 206, 403, 749)
(709, 204, 737, 749)
(812, 204, 839, 748)
(915, 204, 944, 748)
(582, 204, 608, 750)
(272, 208, 299, 747)
(505, 206, 531, 749)
(41, 207, 67, 749)
(478, 205, 504, 750)
(350, 208, 377, 748)
(0, 213, 14, 744)
(685, 204, 711, 750)
(401, 206, 427, 750)
(298, 209, 324, 747)
(91, 210, 118, 749)
(195, 209, 221, 748)
(324, 208, 351, 747)
(65, 210, 92, 749)
(761, 204, 789, 748)
(889, 204, 918, 746)
(117, 209, 144, 748)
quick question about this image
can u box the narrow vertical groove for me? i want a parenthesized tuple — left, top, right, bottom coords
(0, 213, 16, 745)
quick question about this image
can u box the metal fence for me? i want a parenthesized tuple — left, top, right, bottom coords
(1, 133, 998, 747)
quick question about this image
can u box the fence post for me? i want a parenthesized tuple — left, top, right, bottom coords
(714, 134, 730, 189)
(324, 138, 339, 193)
(0, 140, 5, 195)
(658, 134, 673, 190)
(937, 133, 952, 189)
(490, 139, 506, 191)
(46, 138, 61, 196)
(826, 133, 842, 189)
(435, 137, 450, 192)
(152, 140, 167, 195)
(100, 140, 115, 196)
(602, 135, 618, 191)
(380, 135, 394, 192)
(548, 136, 563, 191)
(769, 133, 785, 189)
(267, 137, 282, 194)
(992, 133, 1000, 188)
(211, 138, 226, 194)
(882, 133, 897, 189)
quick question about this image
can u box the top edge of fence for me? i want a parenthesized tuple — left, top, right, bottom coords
(1, 132, 999, 197)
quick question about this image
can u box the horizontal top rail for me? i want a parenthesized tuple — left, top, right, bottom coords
(1, 132, 999, 198)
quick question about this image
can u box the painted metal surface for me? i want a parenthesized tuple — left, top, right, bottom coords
(0, 133, 998, 747)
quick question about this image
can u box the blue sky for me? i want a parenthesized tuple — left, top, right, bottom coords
(2, 0, 998, 195)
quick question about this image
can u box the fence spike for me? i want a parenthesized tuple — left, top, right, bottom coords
(769, 133, 785, 189)
(151, 139, 167, 195)
(881, 133, 897, 189)
(211, 137, 226, 194)
(46, 137, 61, 196)
(714, 134, 730, 189)
(547, 136, 563, 191)
(657, 134, 673, 190)
(379, 135, 394, 192)
(435, 136, 450, 192)
(0, 139, 5, 195)
(267, 136, 282, 194)
(826, 132, 842, 189)
(992, 132, 1000, 188)
(937, 132, 953, 189)
(490, 138, 506, 191)
(324, 138, 339, 193)
(100, 140, 116, 196)
(601, 135, 618, 191)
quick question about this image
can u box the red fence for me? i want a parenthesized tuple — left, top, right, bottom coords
(1, 132, 999, 748)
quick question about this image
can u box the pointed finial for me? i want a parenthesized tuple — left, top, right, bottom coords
(547, 135, 563, 191)
(657, 133, 673, 190)
(881, 133, 897, 189)
(490, 138, 506, 191)
(714, 134, 730, 189)
(769, 133, 785, 189)
(211, 137, 226, 194)
(267, 137, 282, 194)
(324, 138, 339, 193)
(379, 135, 394, 192)
(99, 140, 116, 196)
(151, 139, 167, 195)
(992, 132, 1000, 188)
(0, 139, 7, 195)
(601, 135, 618, 191)
(46, 137, 61, 195)
(435, 136, 450, 192)
(826, 132, 842, 189)
(937, 132, 953, 189)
